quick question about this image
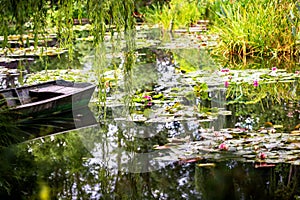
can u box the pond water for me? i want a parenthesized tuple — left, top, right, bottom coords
(1, 27, 300, 199)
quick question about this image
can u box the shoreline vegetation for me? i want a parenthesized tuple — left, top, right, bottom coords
(0, 0, 299, 67)
(141, 0, 300, 67)
(0, 1, 299, 142)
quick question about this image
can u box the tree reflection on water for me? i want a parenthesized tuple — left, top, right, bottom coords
(1, 134, 300, 199)
(1, 29, 300, 200)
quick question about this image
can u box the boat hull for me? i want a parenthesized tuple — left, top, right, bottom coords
(0, 80, 96, 117)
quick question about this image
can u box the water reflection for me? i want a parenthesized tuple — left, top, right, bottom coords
(0, 106, 97, 147)
(21, 106, 97, 138)
(1, 135, 300, 200)
(1, 28, 300, 199)
(195, 161, 300, 200)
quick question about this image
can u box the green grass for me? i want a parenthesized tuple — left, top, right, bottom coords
(211, 0, 300, 64)
(142, 0, 204, 31)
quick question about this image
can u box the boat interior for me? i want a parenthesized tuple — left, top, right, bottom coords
(0, 85, 71, 107)
(0, 80, 92, 108)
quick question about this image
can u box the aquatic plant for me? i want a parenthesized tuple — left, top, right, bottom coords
(211, 0, 300, 63)
(225, 70, 300, 105)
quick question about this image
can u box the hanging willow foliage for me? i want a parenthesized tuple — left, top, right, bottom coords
(87, 0, 135, 43)
(0, 0, 135, 48)
(0, 0, 47, 47)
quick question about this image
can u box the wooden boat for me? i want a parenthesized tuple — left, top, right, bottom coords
(0, 80, 96, 116)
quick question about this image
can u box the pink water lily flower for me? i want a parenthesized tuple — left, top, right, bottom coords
(143, 95, 152, 101)
(253, 80, 259, 87)
(271, 67, 277, 71)
(296, 71, 300, 75)
(258, 152, 267, 159)
(221, 68, 230, 73)
(224, 81, 229, 88)
(218, 143, 228, 151)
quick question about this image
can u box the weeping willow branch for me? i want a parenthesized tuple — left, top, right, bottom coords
(87, 0, 135, 43)
(0, 0, 135, 51)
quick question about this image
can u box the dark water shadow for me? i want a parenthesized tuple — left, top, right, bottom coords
(0, 106, 97, 147)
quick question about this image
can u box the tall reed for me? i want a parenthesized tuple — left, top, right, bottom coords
(143, 0, 204, 31)
(211, 0, 300, 64)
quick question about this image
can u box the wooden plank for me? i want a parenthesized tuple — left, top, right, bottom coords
(30, 85, 81, 95)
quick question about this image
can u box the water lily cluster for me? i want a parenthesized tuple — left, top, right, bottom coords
(143, 95, 153, 107)
(219, 67, 300, 105)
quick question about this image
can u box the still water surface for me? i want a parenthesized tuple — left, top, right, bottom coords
(1, 28, 300, 199)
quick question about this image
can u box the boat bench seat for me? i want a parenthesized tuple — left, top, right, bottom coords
(29, 85, 80, 95)
(28, 85, 80, 101)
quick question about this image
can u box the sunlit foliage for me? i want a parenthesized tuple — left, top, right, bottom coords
(142, 0, 204, 30)
(211, 0, 300, 62)
(0, 0, 135, 48)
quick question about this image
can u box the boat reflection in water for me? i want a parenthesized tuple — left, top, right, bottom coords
(0, 106, 97, 146)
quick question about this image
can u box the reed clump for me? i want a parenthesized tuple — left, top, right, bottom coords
(211, 0, 300, 63)
(142, 0, 204, 31)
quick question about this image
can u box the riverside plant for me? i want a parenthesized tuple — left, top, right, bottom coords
(211, 0, 300, 65)
(143, 0, 203, 31)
